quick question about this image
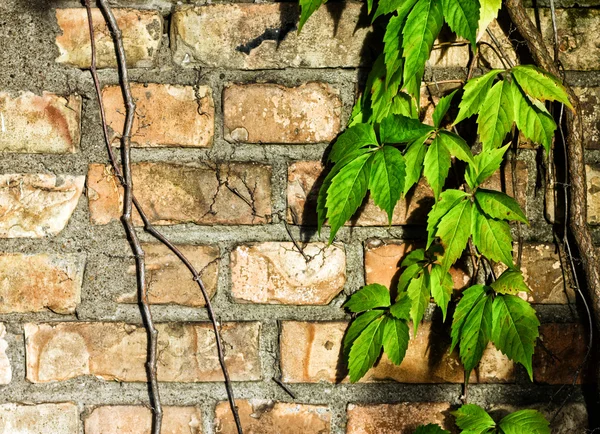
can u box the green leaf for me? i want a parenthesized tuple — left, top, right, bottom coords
(454, 69, 501, 125)
(329, 123, 378, 163)
(407, 269, 430, 335)
(326, 152, 373, 242)
(453, 404, 496, 434)
(459, 292, 492, 374)
(369, 146, 406, 223)
(415, 424, 450, 434)
(512, 82, 556, 153)
(401, 248, 426, 267)
(403, 133, 430, 195)
(402, 0, 444, 99)
(477, 80, 514, 151)
(437, 199, 472, 272)
(441, 0, 480, 48)
(298, 0, 327, 32)
(382, 316, 410, 364)
(511, 65, 573, 110)
(430, 264, 453, 321)
(348, 315, 386, 382)
(498, 409, 550, 434)
(383, 13, 404, 87)
(491, 294, 540, 380)
(344, 283, 391, 313)
(491, 269, 530, 295)
(390, 291, 412, 320)
(451, 284, 487, 352)
(424, 135, 452, 201)
(344, 310, 385, 355)
(427, 189, 468, 248)
(432, 90, 458, 128)
(475, 188, 528, 224)
(471, 204, 515, 269)
(391, 92, 419, 118)
(376, 0, 420, 20)
(438, 130, 475, 165)
(398, 262, 425, 293)
(380, 114, 435, 144)
(477, 0, 501, 40)
(466, 144, 509, 188)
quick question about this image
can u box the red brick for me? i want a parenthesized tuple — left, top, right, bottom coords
(55, 8, 162, 69)
(287, 161, 433, 226)
(223, 83, 341, 144)
(0, 92, 81, 153)
(102, 83, 214, 148)
(25, 322, 261, 383)
(87, 162, 272, 226)
(215, 400, 331, 434)
(230, 242, 346, 305)
(0, 403, 79, 434)
(85, 406, 202, 434)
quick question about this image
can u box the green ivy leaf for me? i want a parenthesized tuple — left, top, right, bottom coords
(477, 80, 514, 151)
(401, 248, 426, 267)
(459, 291, 492, 375)
(381, 114, 435, 144)
(329, 123, 378, 164)
(375, 0, 419, 22)
(415, 424, 450, 434)
(424, 135, 452, 201)
(391, 92, 419, 118)
(441, 0, 480, 48)
(498, 409, 550, 434)
(477, 0, 501, 40)
(453, 404, 497, 434)
(475, 188, 528, 224)
(383, 13, 405, 87)
(407, 268, 430, 335)
(403, 133, 431, 195)
(437, 199, 472, 272)
(390, 291, 412, 320)
(432, 89, 458, 128)
(298, 0, 327, 32)
(491, 294, 540, 380)
(438, 130, 475, 165)
(326, 152, 373, 242)
(454, 69, 501, 125)
(491, 269, 530, 295)
(398, 262, 425, 293)
(402, 0, 444, 99)
(512, 82, 556, 154)
(344, 283, 391, 313)
(471, 204, 515, 269)
(451, 284, 487, 352)
(427, 189, 468, 248)
(511, 65, 573, 110)
(343, 310, 385, 355)
(348, 315, 386, 382)
(430, 264, 453, 321)
(369, 146, 406, 223)
(382, 316, 410, 364)
(466, 144, 509, 188)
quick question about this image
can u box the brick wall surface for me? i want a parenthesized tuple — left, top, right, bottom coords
(0, 0, 597, 433)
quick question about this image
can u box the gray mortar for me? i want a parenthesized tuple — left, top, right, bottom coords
(0, 1, 596, 433)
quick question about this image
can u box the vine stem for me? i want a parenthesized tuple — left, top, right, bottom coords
(84, 2, 244, 433)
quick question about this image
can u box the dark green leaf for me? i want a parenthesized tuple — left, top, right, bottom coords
(511, 65, 573, 110)
(348, 315, 386, 382)
(382, 316, 410, 364)
(369, 146, 406, 223)
(466, 144, 509, 188)
(453, 404, 496, 434)
(438, 130, 475, 165)
(344, 283, 391, 313)
(380, 114, 435, 144)
(491, 269, 530, 295)
(475, 188, 528, 224)
(375, 0, 419, 21)
(430, 264, 453, 321)
(451, 284, 487, 352)
(403, 133, 430, 195)
(454, 69, 501, 125)
(432, 89, 458, 128)
(398, 262, 425, 293)
(498, 409, 550, 434)
(407, 268, 430, 335)
(471, 204, 515, 269)
(424, 135, 452, 201)
(390, 291, 412, 320)
(401, 248, 426, 267)
(459, 292, 492, 374)
(390, 92, 419, 118)
(329, 123, 378, 164)
(441, 0, 480, 48)
(437, 199, 472, 272)
(427, 189, 468, 248)
(477, 80, 514, 151)
(344, 310, 385, 355)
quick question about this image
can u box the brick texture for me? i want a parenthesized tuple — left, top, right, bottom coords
(103, 83, 214, 148)
(587, 164, 600, 224)
(0, 324, 10, 385)
(223, 83, 341, 144)
(0, 253, 84, 314)
(25, 322, 261, 383)
(215, 401, 331, 434)
(84, 406, 202, 434)
(0, 403, 79, 434)
(574, 87, 600, 149)
(0, 92, 81, 153)
(230, 242, 346, 305)
(87, 162, 272, 226)
(55, 8, 162, 68)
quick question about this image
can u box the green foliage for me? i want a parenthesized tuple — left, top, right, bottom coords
(477, 80, 514, 151)
(491, 270, 530, 295)
(382, 316, 410, 364)
(348, 315, 386, 382)
(498, 409, 550, 434)
(436, 198, 472, 272)
(453, 404, 497, 434)
(454, 69, 501, 125)
(441, 0, 480, 48)
(344, 283, 391, 312)
(511, 65, 572, 109)
(407, 268, 431, 334)
(424, 135, 452, 200)
(369, 146, 406, 223)
(475, 189, 528, 224)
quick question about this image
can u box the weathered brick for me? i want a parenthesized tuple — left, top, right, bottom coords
(117, 243, 219, 307)
(533, 323, 592, 384)
(574, 87, 600, 149)
(215, 400, 331, 434)
(85, 406, 202, 434)
(223, 83, 341, 144)
(171, 4, 371, 69)
(87, 162, 272, 226)
(587, 164, 600, 224)
(0, 403, 79, 434)
(346, 403, 454, 434)
(0, 253, 84, 313)
(364, 240, 471, 292)
(102, 83, 214, 148)
(230, 242, 346, 305)
(287, 161, 433, 226)
(0, 92, 81, 153)
(25, 322, 261, 383)
(0, 174, 85, 238)
(0, 324, 10, 385)
(55, 8, 162, 69)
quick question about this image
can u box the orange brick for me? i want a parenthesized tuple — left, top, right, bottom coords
(85, 406, 202, 434)
(0, 403, 79, 434)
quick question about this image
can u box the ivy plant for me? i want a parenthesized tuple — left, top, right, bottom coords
(300, 0, 571, 390)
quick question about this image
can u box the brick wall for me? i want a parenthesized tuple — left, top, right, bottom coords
(0, 0, 598, 433)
